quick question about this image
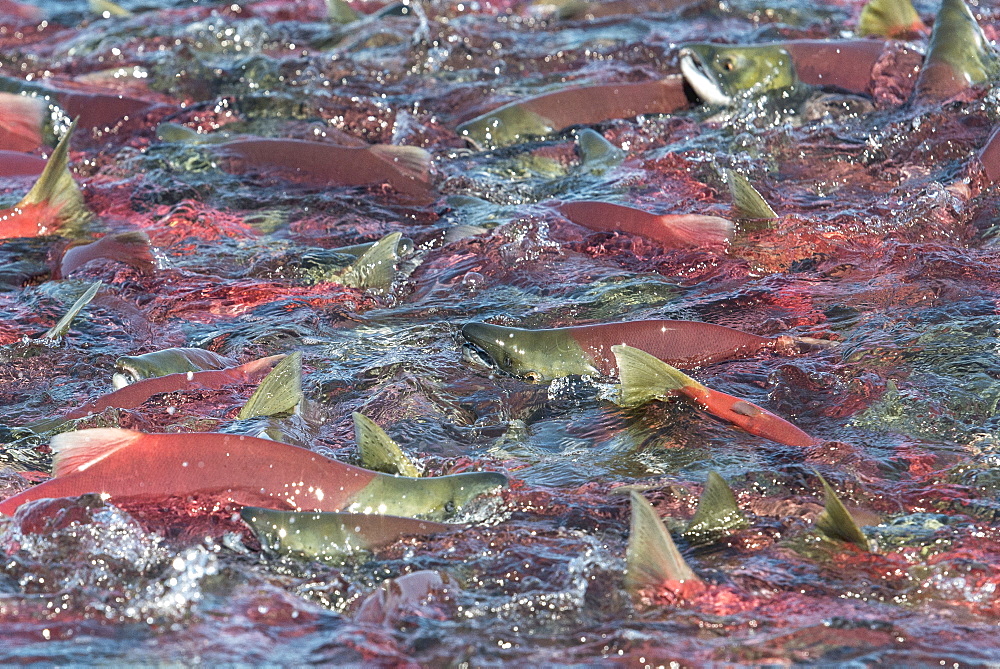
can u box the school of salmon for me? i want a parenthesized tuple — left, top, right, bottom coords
(2, 0, 1000, 663)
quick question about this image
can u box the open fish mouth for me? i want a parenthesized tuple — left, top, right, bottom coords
(461, 341, 498, 370)
(679, 48, 732, 106)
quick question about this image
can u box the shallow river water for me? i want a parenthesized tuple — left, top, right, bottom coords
(3, 0, 1000, 664)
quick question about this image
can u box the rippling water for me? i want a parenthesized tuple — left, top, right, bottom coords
(3, 0, 1000, 663)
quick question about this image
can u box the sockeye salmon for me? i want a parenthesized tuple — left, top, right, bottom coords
(0, 428, 508, 518)
(461, 319, 821, 381)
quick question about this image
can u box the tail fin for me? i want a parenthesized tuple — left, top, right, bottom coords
(814, 471, 870, 551)
(338, 231, 401, 294)
(684, 471, 748, 540)
(858, 0, 925, 38)
(0, 93, 47, 152)
(625, 490, 700, 594)
(659, 214, 735, 247)
(368, 145, 432, 187)
(612, 344, 703, 407)
(237, 350, 303, 420)
(726, 169, 777, 222)
(42, 280, 102, 340)
(913, 0, 999, 103)
(353, 412, 422, 477)
(18, 118, 88, 231)
(51, 427, 144, 476)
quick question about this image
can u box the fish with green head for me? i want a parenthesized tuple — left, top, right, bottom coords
(679, 39, 889, 105)
(240, 507, 458, 564)
(113, 347, 238, 389)
(461, 319, 826, 382)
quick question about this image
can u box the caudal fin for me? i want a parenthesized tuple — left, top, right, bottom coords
(612, 344, 703, 407)
(368, 145, 432, 187)
(338, 231, 402, 294)
(913, 0, 999, 103)
(625, 490, 700, 594)
(858, 0, 925, 38)
(17, 118, 88, 232)
(814, 471, 870, 551)
(353, 412, 422, 477)
(0, 93, 47, 152)
(237, 350, 303, 420)
(51, 427, 144, 476)
(684, 471, 748, 541)
(659, 214, 734, 247)
(42, 280, 102, 340)
(726, 169, 777, 222)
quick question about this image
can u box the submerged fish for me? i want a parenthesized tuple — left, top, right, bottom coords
(678, 39, 888, 105)
(59, 230, 155, 278)
(554, 200, 734, 248)
(354, 570, 458, 625)
(911, 0, 999, 104)
(241, 507, 455, 564)
(0, 93, 49, 152)
(456, 76, 691, 150)
(0, 428, 507, 518)
(211, 138, 434, 201)
(0, 119, 88, 239)
(612, 344, 819, 448)
(0, 150, 47, 177)
(112, 347, 239, 389)
(461, 319, 815, 381)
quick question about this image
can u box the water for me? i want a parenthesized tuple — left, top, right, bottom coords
(3, 0, 1000, 663)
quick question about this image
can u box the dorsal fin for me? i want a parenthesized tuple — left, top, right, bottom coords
(237, 351, 303, 420)
(814, 471, 870, 551)
(684, 471, 748, 540)
(726, 169, 777, 221)
(353, 412, 422, 477)
(17, 118, 88, 232)
(611, 344, 703, 407)
(42, 280, 102, 340)
(368, 145, 432, 187)
(625, 490, 700, 593)
(51, 427, 144, 476)
(338, 231, 401, 294)
(858, 0, 925, 38)
(576, 128, 625, 171)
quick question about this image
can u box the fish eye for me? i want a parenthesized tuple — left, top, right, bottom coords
(523, 371, 541, 382)
(722, 58, 735, 71)
(445, 501, 455, 514)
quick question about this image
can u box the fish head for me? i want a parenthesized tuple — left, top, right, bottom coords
(357, 471, 509, 521)
(462, 322, 547, 381)
(461, 322, 597, 381)
(457, 105, 555, 150)
(112, 355, 158, 389)
(679, 44, 796, 105)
